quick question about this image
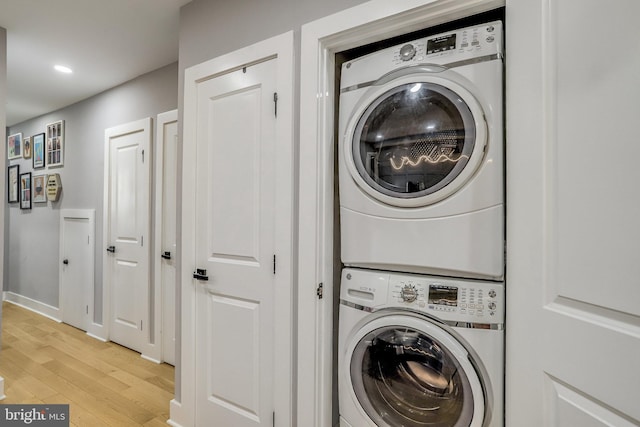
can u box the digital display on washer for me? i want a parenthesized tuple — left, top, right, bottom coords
(427, 34, 457, 54)
(428, 285, 458, 306)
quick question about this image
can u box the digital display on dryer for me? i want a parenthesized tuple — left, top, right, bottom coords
(428, 285, 458, 306)
(427, 34, 457, 54)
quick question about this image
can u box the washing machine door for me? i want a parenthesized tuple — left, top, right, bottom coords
(344, 66, 488, 207)
(346, 314, 487, 427)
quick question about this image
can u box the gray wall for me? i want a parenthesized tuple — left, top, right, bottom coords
(175, 0, 368, 406)
(1, 27, 6, 342)
(5, 62, 178, 323)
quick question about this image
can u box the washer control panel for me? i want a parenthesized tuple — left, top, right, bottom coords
(391, 21, 502, 66)
(389, 274, 504, 323)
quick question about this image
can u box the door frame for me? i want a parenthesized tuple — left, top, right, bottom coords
(59, 209, 95, 334)
(298, 0, 504, 425)
(102, 117, 153, 355)
(173, 31, 294, 427)
(154, 109, 178, 364)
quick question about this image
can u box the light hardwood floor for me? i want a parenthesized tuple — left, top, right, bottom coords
(0, 302, 175, 426)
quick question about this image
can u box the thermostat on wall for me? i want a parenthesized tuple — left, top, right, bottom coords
(47, 173, 62, 202)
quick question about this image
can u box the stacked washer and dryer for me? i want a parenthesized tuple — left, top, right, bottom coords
(337, 21, 505, 427)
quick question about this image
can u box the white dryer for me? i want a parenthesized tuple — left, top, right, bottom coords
(338, 21, 504, 280)
(338, 267, 504, 427)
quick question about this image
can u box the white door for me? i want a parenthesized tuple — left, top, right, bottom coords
(506, 1, 640, 426)
(60, 210, 94, 331)
(156, 110, 178, 365)
(104, 118, 152, 354)
(193, 58, 277, 427)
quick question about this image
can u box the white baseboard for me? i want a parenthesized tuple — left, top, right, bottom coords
(86, 320, 107, 342)
(0, 376, 5, 400)
(168, 399, 185, 427)
(141, 353, 161, 364)
(86, 331, 108, 342)
(3, 291, 61, 322)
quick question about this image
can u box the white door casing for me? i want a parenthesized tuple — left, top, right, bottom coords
(506, 0, 640, 426)
(298, 1, 504, 426)
(155, 110, 178, 365)
(103, 118, 152, 356)
(173, 32, 294, 427)
(59, 209, 95, 332)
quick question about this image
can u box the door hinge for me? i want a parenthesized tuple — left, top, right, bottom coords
(316, 283, 323, 299)
(273, 254, 276, 275)
(504, 240, 507, 266)
(86, 305, 89, 315)
(273, 92, 278, 117)
(140, 320, 143, 331)
(141, 149, 145, 163)
(141, 236, 144, 246)
(273, 411, 275, 426)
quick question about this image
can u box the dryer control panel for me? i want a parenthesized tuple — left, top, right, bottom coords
(389, 21, 503, 67)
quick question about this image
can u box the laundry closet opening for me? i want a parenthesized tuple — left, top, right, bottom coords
(331, 7, 505, 426)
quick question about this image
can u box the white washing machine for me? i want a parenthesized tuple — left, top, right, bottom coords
(338, 267, 504, 427)
(338, 21, 504, 280)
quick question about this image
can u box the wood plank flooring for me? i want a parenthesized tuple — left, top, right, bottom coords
(0, 302, 175, 426)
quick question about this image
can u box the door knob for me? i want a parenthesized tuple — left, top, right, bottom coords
(106, 246, 116, 253)
(161, 251, 172, 260)
(62, 259, 69, 265)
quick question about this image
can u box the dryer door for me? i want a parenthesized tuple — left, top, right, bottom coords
(344, 68, 487, 208)
(345, 314, 487, 427)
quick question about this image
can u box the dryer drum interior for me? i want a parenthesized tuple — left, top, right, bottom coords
(352, 82, 477, 199)
(351, 326, 476, 427)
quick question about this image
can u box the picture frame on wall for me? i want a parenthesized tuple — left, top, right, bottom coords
(8, 164, 19, 203)
(46, 120, 64, 168)
(7, 132, 22, 160)
(23, 136, 32, 159)
(33, 174, 47, 203)
(32, 133, 45, 169)
(20, 172, 32, 210)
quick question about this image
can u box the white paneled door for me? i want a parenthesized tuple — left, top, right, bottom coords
(193, 58, 277, 427)
(104, 118, 151, 355)
(60, 210, 94, 332)
(156, 110, 178, 365)
(506, 0, 640, 425)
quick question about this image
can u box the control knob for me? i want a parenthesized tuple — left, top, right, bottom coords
(488, 290, 497, 298)
(401, 285, 418, 303)
(488, 302, 497, 310)
(399, 44, 417, 61)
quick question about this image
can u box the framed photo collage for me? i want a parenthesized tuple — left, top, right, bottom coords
(7, 120, 64, 209)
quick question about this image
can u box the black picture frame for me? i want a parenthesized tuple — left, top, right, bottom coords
(20, 172, 32, 210)
(8, 164, 19, 203)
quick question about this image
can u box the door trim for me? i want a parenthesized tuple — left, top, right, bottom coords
(298, 1, 504, 425)
(102, 117, 153, 351)
(173, 31, 294, 427)
(154, 109, 178, 364)
(59, 209, 95, 335)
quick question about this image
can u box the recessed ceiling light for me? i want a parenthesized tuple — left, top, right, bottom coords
(54, 65, 73, 74)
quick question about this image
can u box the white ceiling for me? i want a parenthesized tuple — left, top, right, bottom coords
(0, 0, 192, 126)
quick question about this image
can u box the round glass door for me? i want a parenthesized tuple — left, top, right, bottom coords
(349, 323, 481, 427)
(348, 79, 485, 206)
